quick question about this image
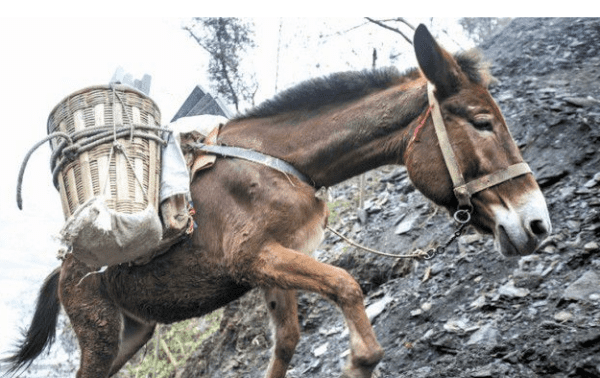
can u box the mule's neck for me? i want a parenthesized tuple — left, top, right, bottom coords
(220, 81, 428, 188)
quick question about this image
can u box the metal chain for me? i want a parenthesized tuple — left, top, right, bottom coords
(421, 208, 471, 260)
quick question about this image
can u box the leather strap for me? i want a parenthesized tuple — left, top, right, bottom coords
(427, 82, 471, 208)
(459, 162, 531, 196)
(189, 125, 220, 179)
(426, 82, 532, 209)
(190, 142, 310, 184)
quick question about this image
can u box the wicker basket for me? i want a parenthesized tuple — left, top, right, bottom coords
(47, 84, 162, 219)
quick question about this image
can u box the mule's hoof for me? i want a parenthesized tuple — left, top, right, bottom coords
(341, 365, 379, 378)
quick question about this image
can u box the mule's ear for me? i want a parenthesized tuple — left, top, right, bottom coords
(414, 24, 461, 98)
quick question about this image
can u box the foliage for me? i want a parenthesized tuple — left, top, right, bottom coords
(327, 198, 355, 226)
(459, 18, 512, 44)
(184, 18, 258, 112)
(117, 310, 223, 378)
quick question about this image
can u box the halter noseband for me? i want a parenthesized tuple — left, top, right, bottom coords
(426, 82, 532, 214)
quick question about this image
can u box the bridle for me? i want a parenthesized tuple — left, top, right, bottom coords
(325, 83, 534, 261)
(365, 81, 533, 260)
(426, 82, 532, 222)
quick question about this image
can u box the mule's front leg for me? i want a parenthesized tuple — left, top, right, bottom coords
(255, 243, 383, 378)
(263, 288, 300, 378)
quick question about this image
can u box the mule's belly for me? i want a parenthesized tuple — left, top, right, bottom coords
(104, 253, 252, 324)
(119, 281, 251, 324)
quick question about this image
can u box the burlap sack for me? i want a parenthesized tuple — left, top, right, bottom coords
(59, 197, 163, 268)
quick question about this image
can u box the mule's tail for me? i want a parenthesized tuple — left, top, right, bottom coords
(2, 268, 61, 375)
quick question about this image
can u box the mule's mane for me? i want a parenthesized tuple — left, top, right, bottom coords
(237, 67, 408, 120)
(237, 50, 489, 120)
(455, 49, 494, 88)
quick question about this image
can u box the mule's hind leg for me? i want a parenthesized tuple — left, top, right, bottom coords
(255, 243, 383, 378)
(264, 288, 300, 378)
(59, 257, 122, 378)
(108, 315, 156, 376)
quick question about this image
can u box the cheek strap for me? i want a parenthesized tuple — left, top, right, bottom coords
(427, 82, 531, 210)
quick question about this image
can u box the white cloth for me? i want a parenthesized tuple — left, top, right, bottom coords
(59, 197, 163, 268)
(159, 115, 228, 202)
(160, 130, 190, 202)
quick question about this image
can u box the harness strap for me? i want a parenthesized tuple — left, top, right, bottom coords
(458, 162, 531, 197)
(427, 82, 471, 208)
(190, 142, 311, 184)
(426, 82, 532, 209)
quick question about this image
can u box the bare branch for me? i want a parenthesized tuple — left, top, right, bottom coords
(183, 26, 212, 56)
(365, 17, 412, 45)
(395, 17, 416, 31)
(317, 20, 371, 40)
(372, 18, 416, 31)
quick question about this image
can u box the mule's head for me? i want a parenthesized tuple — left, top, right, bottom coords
(405, 25, 551, 257)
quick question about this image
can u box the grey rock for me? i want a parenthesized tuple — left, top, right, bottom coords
(564, 96, 600, 107)
(394, 213, 420, 235)
(365, 294, 393, 322)
(563, 271, 600, 301)
(584, 172, 600, 188)
(584, 242, 599, 252)
(466, 324, 499, 347)
(498, 280, 530, 298)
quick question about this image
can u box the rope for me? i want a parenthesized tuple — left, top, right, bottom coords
(100, 140, 117, 197)
(326, 225, 429, 259)
(50, 125, 167, 188)
(326, 208, 471, 260)
(113, 142, 149, 199)
(111, 84, 136, 141)
(16, 132, 73, 210)
(16, 124, 168, 210)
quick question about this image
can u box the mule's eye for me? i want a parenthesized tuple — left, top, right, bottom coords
(471, 117, 493, 132)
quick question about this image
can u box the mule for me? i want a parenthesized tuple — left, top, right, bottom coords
(4, 24, 551, 378)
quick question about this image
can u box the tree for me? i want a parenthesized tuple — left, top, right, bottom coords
(184, 18, 258, 112)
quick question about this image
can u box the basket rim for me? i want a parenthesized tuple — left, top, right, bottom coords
(47, 84, 161, 134)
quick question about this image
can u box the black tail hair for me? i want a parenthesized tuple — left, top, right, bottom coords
(2, 268, 61, 375)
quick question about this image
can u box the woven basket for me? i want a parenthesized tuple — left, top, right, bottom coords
(47, 84, 162, 219)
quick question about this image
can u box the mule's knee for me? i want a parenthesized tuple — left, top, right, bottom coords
(331, 269, 364, 307)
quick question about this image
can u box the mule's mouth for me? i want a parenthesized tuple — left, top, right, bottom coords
(496, 225, 520, 257)
(489, 190, 552, 257)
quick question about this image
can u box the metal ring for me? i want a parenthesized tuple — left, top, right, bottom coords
(424, 248, 436, 260)
(454, 209, 471, 224)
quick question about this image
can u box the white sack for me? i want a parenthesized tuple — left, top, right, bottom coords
(59, 197, 163, 268)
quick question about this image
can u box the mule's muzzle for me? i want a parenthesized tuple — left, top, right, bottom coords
(493, 191, 552, 257)
(496, 221, 550, 256)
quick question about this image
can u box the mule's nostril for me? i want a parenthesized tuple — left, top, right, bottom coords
(530, 219, 548, 237)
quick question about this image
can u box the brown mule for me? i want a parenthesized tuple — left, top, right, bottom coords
(5, 24, 550, 378)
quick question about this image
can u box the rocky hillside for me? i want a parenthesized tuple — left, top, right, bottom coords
(179, 18, 600, 378)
